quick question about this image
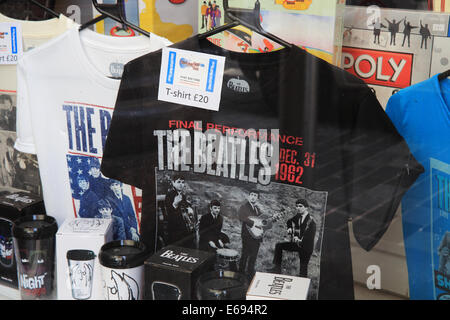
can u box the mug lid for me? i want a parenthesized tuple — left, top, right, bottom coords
(196, 270, 249, 300)
(99, 240, 148, 269)
(67, 249, 96, 261)
(12, 215, 57, 240)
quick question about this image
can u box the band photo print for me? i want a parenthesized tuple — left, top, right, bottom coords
(155, 169, 327, 300)
(0, 91, 42, 195)
(0, 92, 16, 132)
(0, 131, 41, 195)
(66, 154, 142, 242)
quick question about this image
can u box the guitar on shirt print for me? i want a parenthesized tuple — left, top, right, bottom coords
(246, 209, 286, 240)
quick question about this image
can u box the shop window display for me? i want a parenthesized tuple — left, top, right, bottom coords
(0, 0, 447, 302)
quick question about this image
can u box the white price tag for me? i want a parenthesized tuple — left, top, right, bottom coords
(0, 23, 23, 65)
(158, 47, 225, 111)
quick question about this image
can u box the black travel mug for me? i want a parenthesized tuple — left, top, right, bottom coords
(196, 270, 249, 300)
(0, 218, 14, 268)
(13, 215, 58, 300)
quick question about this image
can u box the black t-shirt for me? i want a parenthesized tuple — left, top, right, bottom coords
(100, 36, 423, 300)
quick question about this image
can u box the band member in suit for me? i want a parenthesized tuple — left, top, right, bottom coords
(385, 17, 404, 46)
(0, 94, 16, 131)
(88, 158, 110, 199)
(94, 198, 126, 241)
(77, 175, 99, 218)
(199, 199, 230, 252)
(164, 174, 197, 248)
(106, 180, 139, 242)
(371, 18, 386, 45)
(238, 190, 264, 279)
(268, 199, 316, 278)
(1, 137, 15, 186)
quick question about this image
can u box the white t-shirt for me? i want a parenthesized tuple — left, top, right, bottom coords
(0, 13, 76, 91)
(0, 13, 75, 193)
(15, 27, 171, 236)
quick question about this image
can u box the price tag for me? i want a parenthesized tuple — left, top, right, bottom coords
(0, 23, 23, 65)
(158, 47, 225, 111)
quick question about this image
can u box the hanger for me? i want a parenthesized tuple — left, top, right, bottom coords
(79, 0, 150, 37)
(199, 0, 292, 49)
(27, 0, 59, 18)
(0, 0, 59, 19)
(438, 69, 450, 81)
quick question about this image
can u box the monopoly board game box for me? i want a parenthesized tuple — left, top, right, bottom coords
(342, 5, 450, 107)
(199, 0, 345, 66)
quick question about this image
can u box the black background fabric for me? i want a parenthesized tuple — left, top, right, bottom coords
(101, 36, 423, 299)
(346, 0, 429, 10)
(0, 0, 56, 20)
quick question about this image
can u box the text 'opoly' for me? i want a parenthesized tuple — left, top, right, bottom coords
(342, 47, 413, 89)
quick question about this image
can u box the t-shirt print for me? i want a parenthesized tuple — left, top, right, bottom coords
(62, 100, 141, 241)
(153, 121, 327, 299)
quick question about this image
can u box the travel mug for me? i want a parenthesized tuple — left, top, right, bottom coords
(12, 215, 58, 300)
(151, 281, 182, 300)
(196, 270, 249, 300)
(67, 249, 96, 300)
(0, 218, 14, 268)
(99, 240, 148, 300)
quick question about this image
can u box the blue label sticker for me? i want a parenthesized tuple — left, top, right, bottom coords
(10, 26, 17, 54)
(158, 47, 225, 111)
(206, 58, 217, 93)
(166, 51, 176, 85)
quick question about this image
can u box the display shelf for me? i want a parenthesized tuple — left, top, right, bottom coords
(0, 285, 19, 300)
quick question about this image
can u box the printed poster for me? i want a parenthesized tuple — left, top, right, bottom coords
(62, 101, 142, 242)
(153, 120, 326, 299)
(0, 91, 41, 195)
(139, 0, 196, 43)
(430, 158, 450, 300)
(198, 0, 344, 65)
(342, 5, 450, 108)
(94, 0, 140, 36)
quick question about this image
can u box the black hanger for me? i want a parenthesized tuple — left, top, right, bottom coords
(438, 69, 450, 81)
(199, 0, 292, 49)
(0, 0, 59, 19)
(27, 0, 59, 18)
(79, 0, 150, 37)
